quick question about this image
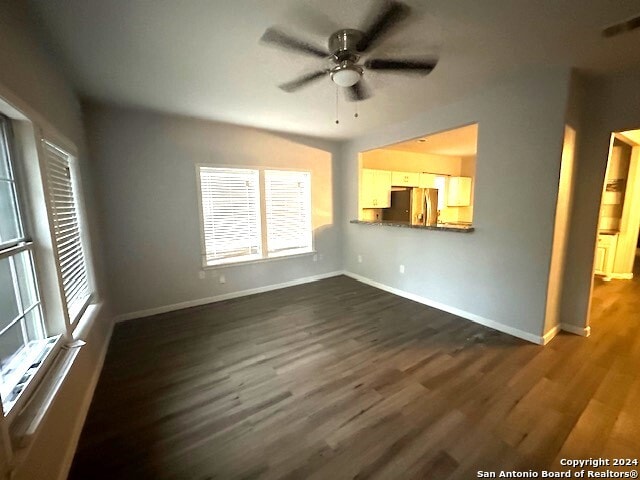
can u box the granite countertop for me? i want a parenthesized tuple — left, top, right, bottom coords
(350, 219, 474, 233)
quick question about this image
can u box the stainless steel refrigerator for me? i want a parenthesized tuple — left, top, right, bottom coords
(382, 187, 439, 226)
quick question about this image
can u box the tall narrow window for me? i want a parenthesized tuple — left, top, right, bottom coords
(43, 141, 91, 324)
(199, 167, 262, 265)
(0, 115, 49, 413)
(264, 170, 312, 256)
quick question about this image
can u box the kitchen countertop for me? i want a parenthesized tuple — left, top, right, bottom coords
(350, 219, 474, 233)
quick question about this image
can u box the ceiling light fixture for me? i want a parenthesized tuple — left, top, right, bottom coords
(331, 63, 363, 87)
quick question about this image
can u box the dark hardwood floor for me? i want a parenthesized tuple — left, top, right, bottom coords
(70, 268, 640, 479)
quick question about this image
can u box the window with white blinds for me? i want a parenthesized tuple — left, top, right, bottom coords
(197, 167, 313, 266)
(43, 141, 91, 323)
(199, 167, 262, 265)
(265, 170, 312, 255)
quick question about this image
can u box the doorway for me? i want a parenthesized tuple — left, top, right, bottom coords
(588, 129, 640, 325)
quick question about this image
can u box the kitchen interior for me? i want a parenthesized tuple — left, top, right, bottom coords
(357, 123, 477, 232)
(594, 128, 640, 281)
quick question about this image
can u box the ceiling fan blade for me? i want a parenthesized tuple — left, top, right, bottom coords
(365, 58, 437, 74)
(260, 28, 328, 58)
(357, 1, 411, 52)
(346, 80, 372, 102)
(279, 70, 329, 92)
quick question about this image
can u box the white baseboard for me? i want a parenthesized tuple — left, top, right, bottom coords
(560, 323, 591, 337)
(542, 324, 561, 345)
(343, 271, 546, 345)
(114, 270, 346, 323)
(57, 312, 114, 480)
(610, 272, 633, 280)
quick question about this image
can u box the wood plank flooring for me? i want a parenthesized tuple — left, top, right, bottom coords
(69, 268, 640, 479)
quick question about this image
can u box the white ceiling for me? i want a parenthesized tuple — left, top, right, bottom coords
(28, 0, 640, 140)
(384, 123, 477, 156)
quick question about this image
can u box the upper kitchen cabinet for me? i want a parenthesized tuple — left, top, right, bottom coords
(447, 176, 473, 206)
(361, 169, 392, 208)
(391, 171, 420, 187)
(419, 173, 437, 188)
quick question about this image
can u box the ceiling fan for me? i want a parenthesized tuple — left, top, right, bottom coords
(260, 0, 438, 102)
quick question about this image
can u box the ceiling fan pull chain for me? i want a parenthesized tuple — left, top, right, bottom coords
(354, 101, 359, 119)
(335, 86, 340, 124)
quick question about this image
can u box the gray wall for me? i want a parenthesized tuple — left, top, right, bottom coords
(341, 67, 572, 341)
(561, 68, 640, 330)
(83, 104, 343, 317)
(0, 1, 81, 143)
(0, 1, 112, 479)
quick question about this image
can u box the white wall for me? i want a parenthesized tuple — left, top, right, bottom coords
(562, 68, 640, 331)
(83, 103, 343, 318)
(341, 67, 572, 342)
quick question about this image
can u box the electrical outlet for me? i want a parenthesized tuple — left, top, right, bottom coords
(219, 274, 226, 284)
(399, 264, 405, 274)
(198, 271, 206, 280)
(313, 254, 318, 262)
(357, 255, 363, 263)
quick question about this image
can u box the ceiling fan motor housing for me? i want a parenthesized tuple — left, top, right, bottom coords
(329, 29, 364, 62)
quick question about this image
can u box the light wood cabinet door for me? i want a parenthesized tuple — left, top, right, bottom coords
(391, 171, 420, 187)
(360, 169, 375, 208)
(594, 233, 618, 280)
(373, 170, 392, 207)
(447, 176, 472, 206)
(361, 169, 391, 208)
(419, 173, 437, 188)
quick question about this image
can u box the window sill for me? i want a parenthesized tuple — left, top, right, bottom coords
(8, 302, 103, 453)
(73, 302, 103, 342)
(203, 249, 317, 269)
(1, 336, 62, 422)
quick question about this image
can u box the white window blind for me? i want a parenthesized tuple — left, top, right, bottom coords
(199, 167, 262, 265)
(43, 141, 91, 323)
(265, 170, 312, 255)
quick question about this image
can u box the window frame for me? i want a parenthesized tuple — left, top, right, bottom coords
(264, 169, 313, 257)
(196, 164, 314, 268)
(0, 115, 64, 420)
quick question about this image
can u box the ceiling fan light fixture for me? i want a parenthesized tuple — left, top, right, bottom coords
(331, 64, 362, 87)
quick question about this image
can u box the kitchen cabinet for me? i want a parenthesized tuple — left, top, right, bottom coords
(361, 169, 392, 208)
(447, 176, 472, 207)
(419, 173, 437, 188)
(391, 171, 420, 187)
(594, 233, 618, 281)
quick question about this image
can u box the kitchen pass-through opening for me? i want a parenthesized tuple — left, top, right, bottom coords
(358, 123, 478, 227)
